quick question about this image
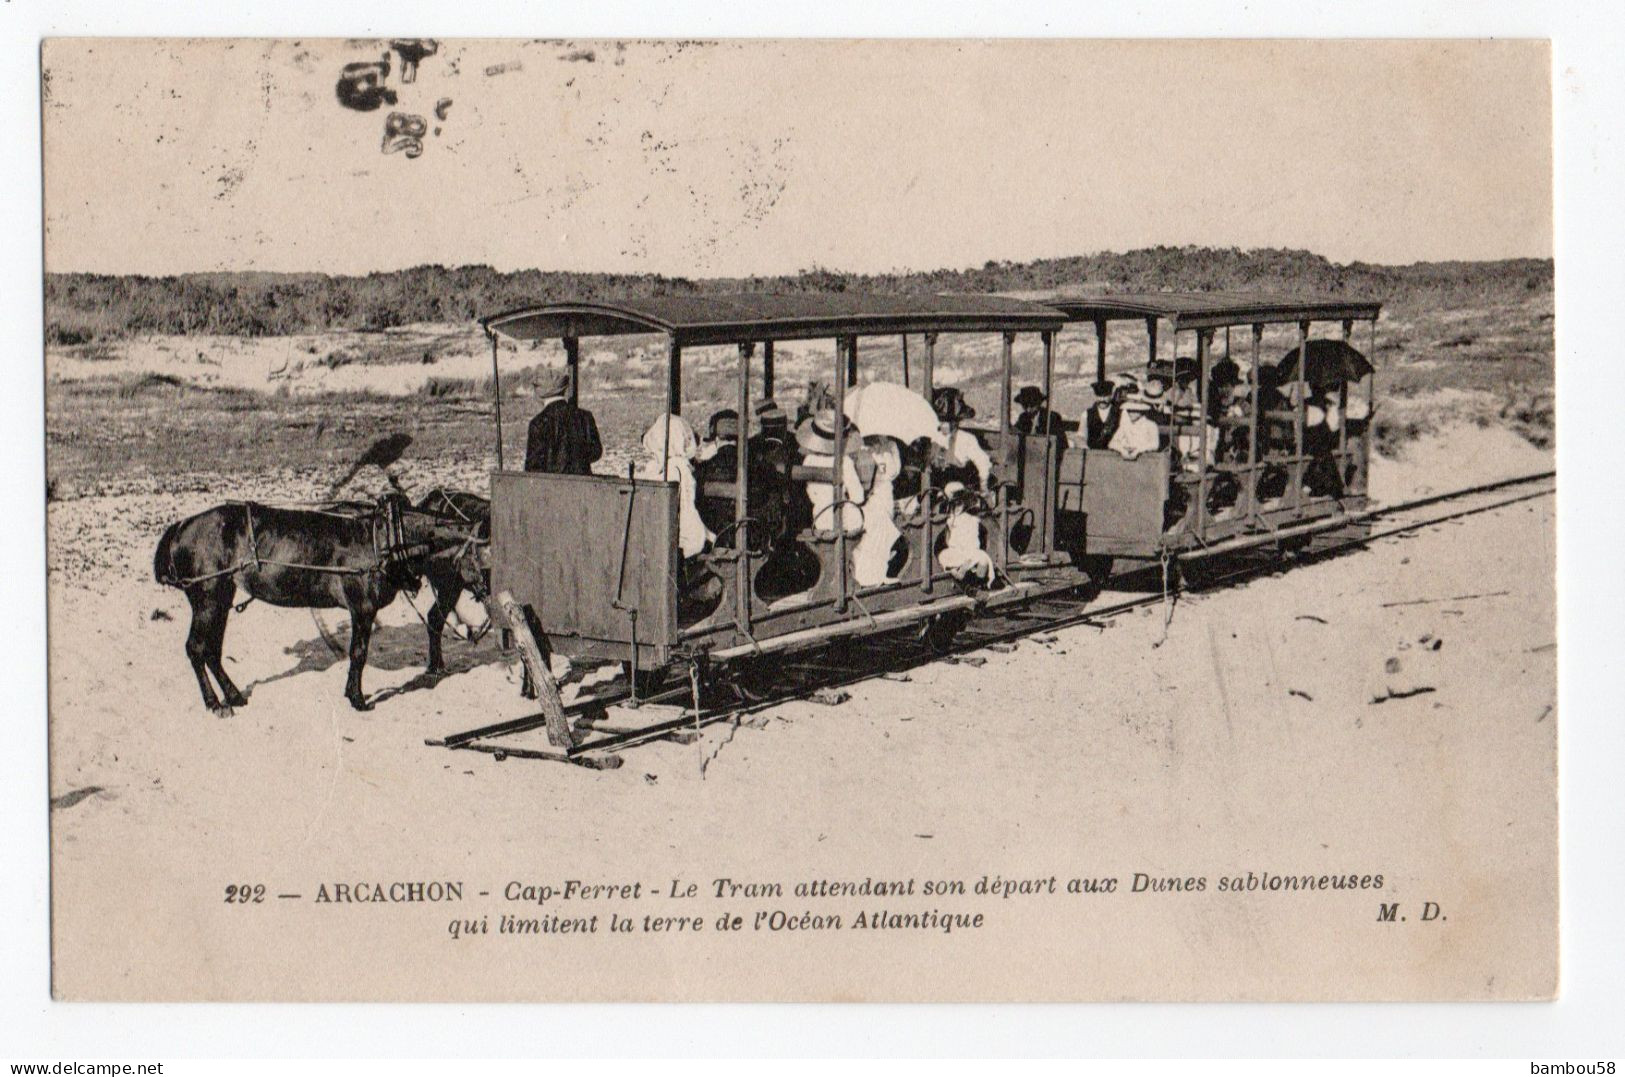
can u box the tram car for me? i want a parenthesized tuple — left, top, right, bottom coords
(477, 290, 1380, 690)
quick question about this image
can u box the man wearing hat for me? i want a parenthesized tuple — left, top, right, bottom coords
(695, 408, 742, 534)
(523, 366, 602, 475)
(1084, 380, 1121, 450)
(1013, 385, 1070, 459)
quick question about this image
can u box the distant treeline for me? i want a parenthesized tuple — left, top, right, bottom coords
(45, 247, 1553, 344)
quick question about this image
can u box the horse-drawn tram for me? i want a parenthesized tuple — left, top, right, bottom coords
(432, 289, 1383, 766)
(152, 287, 1389, 767)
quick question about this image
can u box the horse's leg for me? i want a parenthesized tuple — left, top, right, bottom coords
(184, 585, 228, 715)
(424, 574, 454, 676)
(345, 601, 376, 711)
(203, 595, 249, 709)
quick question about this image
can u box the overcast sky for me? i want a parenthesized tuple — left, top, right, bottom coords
(42, 38, 1551, 276)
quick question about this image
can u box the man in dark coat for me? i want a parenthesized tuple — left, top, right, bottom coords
(1084, 380, 1121, 450)
(1013, 384, 1071, 458)
(523, 368, 602, 475)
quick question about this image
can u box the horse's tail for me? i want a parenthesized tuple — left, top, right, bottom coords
(153, 519, 184, 588)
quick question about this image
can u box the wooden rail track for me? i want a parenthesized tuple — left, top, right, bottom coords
(427, 470, 1555, 770)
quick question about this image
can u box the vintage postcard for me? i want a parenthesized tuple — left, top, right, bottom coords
(43, 38, 1555, 1001)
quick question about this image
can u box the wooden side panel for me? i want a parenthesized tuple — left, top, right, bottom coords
(1080, 449, 1170, 557)
(490, 471, 678, 663)
(990, 432, 1058, 559)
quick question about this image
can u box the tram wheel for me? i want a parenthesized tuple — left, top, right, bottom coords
(921, 610, 969, 656)
(716, 657, 775, 705)
(621, 661, 667, 701)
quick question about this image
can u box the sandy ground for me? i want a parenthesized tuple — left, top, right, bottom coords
(46, 423, 1556, 1002)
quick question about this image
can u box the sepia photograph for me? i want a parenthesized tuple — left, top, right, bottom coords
(36, 34, 1562, 1006)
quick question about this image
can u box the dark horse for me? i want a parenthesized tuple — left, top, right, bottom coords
(413, 488, 492, 676)
(153, 494, 483, 715)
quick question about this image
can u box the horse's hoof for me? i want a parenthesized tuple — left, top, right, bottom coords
(212, 705, 235, 719)
(226, 692, 248, 708)
(349, 697, 373, 712)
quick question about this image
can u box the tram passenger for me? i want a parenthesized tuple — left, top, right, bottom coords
(853, 434, 905, 587)
(1169, 365, 1201, 414)
(796, 410, 866, 535)
(694, 409, 742, 536)
(1302, 390, 1346, 498)
(697, 408, 739, 467)
(931, 387, 993, 490)
(637, 414, 713, 558)
(1084, 380, 1121, 450)
(936, 481, 994, 588)
(1108, 382, 1162, 460)
(1014, 385, 1070, 459)
(523, 367, 602, 475)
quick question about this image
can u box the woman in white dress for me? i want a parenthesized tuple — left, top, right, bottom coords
(795, 411, 866, 536)
(637, 413, 712, 559)
(936, 481, 993, 587)
(852, 434, 903, 586)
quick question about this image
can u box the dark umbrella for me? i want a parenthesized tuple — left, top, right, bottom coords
(1276, 339, 1374, 390)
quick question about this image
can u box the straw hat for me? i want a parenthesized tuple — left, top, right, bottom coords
(794, 409, 851, 455)
(534, 367, 570, 397)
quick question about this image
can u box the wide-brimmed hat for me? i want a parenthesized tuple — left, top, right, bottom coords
(1141, 375, 1171, 400)
(1014, 385, 1047, 409)
(794, 409, 852, 455)
(534, 367, 570, 397)
(1091, 380, 1117, 401)
(931, 387, 976, 423)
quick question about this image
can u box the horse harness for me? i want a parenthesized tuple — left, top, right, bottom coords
(164, 499, 452, 589)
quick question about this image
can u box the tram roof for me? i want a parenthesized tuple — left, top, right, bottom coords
(1032, 291, 1382, 331)
(482, 292, 1066, 347)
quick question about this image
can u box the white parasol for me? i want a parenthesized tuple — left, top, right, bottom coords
(844, 382, 948, 447)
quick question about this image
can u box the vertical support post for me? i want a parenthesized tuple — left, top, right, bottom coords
(762, 340, 775, 401)
(1146, 317, 1158, 370)
(1339, 319, 1352, 486)
(1166, 327, 1178, 531)
(735, 342, 753, 634)
(847, 335, 858, 386)
(920, 333, 937, 594)
(667, 338, 682, 415)
(833, 337, 851, 612)
(998, 332, 1014, 571)
(1293, 321, 1309, 509)
(1246, 324, 1262, 519)
(489, 330, 505, 471)
(1364, 317, 1377, 495)
(562, 336, 581, 406)
(1196, 329, 1211, 540)
(1095, 319, 1108, 383)
(901, 334, 910, 388)
(1041, 329, 1056, 557)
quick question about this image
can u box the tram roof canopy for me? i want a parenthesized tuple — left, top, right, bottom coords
(483, 292, 1067, 347)
(1032, 291, 1382, 331)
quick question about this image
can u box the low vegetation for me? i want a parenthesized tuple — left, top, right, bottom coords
(43, 247, 1553, 495)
